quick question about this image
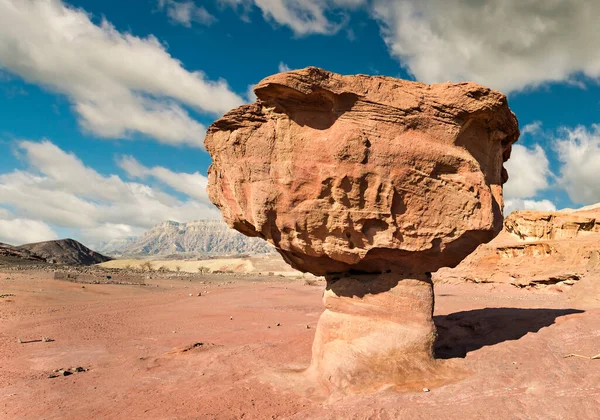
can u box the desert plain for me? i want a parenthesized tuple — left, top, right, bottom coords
(1, 262, 598, 420)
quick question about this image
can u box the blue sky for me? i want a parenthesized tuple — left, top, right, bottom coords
(1, 0, 600, 246)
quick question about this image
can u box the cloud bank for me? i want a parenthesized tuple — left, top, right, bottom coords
(0, 140, 220, 245)
(0, 0, 243, 147)
(226, 1, 600, 93)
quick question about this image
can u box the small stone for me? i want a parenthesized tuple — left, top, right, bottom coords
(197, 292, 201, 296)
(47, 373, 58, 379)
(276, 323, 281, 327)
(189, 293, 193, 297)
(59, 370, 72, 376)
(230, 316, 233, 320)
(423, 388, 430, 393)
(306, 325, 311, 329)
(73, 367, 85, 372)
(172, 331, 176, 333)
(81, 286, 85, 288)
(17, 338, 22, 344)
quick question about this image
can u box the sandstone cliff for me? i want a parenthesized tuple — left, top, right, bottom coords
(434, 204, 600, 307)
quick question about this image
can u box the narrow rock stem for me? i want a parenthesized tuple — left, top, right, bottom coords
(307, 272, 436, 393)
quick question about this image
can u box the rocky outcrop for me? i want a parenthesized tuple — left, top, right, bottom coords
(207, 67, 518, 276)
(100, 220, 273, 257)
(19, 238, 111, 265)
(0, 242, 45, 264)
(504, 210, 600, 241)
(435, 205, 600, 303)
(205, 67, 518, 393)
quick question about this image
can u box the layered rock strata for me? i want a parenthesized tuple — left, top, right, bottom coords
(435, 205, 600, 306)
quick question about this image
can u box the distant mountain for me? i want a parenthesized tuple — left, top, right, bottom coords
(98, 220, 274, 257)
(19, 238, 112, 265)
(95, 236, 137, 256)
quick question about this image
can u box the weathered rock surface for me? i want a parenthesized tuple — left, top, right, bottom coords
(205, 67, 518, 393)
(206, 67, 519, 276)
(435, 204, 600, 307)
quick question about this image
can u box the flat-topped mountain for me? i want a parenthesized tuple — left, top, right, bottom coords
(19, 238, 112, 265)
(98, 220, 273, 257)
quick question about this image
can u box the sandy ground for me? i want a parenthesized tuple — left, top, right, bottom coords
(98, 255, 302, 277)
(1, 270, 599, 419)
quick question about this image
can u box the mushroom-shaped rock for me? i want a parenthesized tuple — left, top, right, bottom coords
(205, 67, 519, 393)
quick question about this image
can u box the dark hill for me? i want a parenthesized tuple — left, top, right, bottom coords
(0, 242, 45, 264)
(19, 238, 112, 265)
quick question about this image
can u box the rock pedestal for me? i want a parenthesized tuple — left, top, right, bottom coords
(307, 273, 435, 392)
(204, 67, 519, 393)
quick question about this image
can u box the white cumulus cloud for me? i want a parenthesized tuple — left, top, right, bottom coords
(228, 1, 600, 93)
(555, 125, 600, 205)
(0, 218, 58, 245)
(0, 140, 220, 244)
(0, 0, 243, 147)
(246, 84, 257, 102)
(278, 62, 291, 72)
(223, 0, 363, 35)
(157, 0, 217, 27)
(504, 199, 557, 216)
(371, 0, 600, 93)
(503, 144, 552, 200)
(117, 155, 209, 201)
(521, 121, 543, 137)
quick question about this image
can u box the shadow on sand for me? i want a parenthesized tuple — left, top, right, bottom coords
(434, 307, 584, 359)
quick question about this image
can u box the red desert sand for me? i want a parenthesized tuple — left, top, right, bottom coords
(1, 270, 598, 419)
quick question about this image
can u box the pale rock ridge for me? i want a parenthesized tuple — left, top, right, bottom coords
(96, 236, 137, 256)
(106, 219, 273, 257)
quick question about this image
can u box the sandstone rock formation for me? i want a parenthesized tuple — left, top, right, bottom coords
(205, 67, 519, 393)
(504, 210, 600, 241)
(435, 205, 600, 308)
